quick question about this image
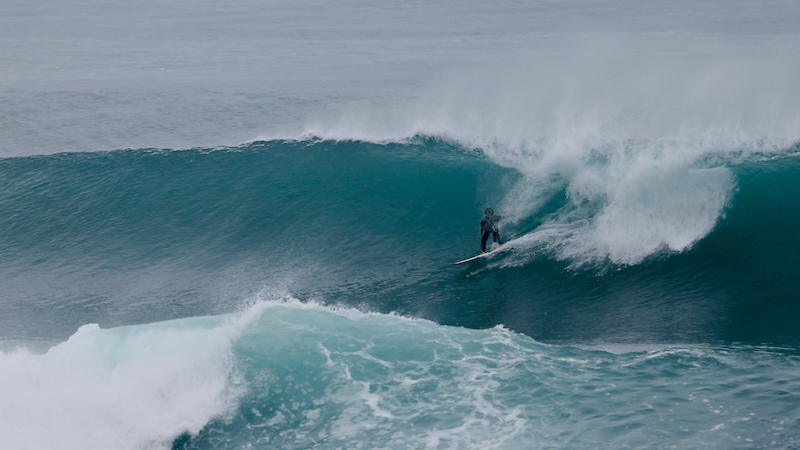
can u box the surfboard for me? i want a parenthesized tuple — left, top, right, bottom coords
(453, 245, 513, 265)
(453, 253, 489, 265)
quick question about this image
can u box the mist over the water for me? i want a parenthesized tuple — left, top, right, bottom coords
(301, 36, 800, 143)
(2, 0, 799, 156)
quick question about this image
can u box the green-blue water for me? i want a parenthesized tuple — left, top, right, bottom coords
(3, 139, 800, 344)
(1, 139, 799, 448)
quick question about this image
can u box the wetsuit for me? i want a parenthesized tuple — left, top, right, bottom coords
(480, 214, 504, 252)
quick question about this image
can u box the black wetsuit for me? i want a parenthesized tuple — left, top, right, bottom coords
(480, 214, 504, 252)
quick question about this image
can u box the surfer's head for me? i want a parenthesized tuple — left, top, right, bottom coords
(484, 208, 494, 217)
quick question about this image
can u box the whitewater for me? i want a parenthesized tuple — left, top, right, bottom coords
(2, 0, 800, 449)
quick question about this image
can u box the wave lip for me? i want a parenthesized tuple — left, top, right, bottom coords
(0, 310, 259, 450)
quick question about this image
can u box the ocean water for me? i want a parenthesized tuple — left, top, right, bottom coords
(2, 1, 800, 449)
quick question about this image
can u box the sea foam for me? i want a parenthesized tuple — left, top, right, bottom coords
(0, 313, 250, 450)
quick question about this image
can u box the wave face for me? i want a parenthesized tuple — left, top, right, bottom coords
(2, 138, 799, 346)
(4, 300, 800, 450)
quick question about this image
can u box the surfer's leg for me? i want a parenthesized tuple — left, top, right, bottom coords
(481, 231, 491, 252)
(493, 231, 503, 245)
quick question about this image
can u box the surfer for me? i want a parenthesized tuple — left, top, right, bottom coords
(480, 208, 504, 254)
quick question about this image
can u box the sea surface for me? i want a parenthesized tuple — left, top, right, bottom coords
(2, 1, 800, 449)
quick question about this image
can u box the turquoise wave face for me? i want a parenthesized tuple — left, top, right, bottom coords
(1, 139, 800, 345)
(0, 139, 510, 340)
(3, 301, 799, 450)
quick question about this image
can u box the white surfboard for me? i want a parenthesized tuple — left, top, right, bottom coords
(453, 253, 489, 265)
(453, 245, 513, 265)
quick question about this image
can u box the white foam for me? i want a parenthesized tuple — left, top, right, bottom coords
(0, 314, 253, 450)
(536, 151, 734, 265)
